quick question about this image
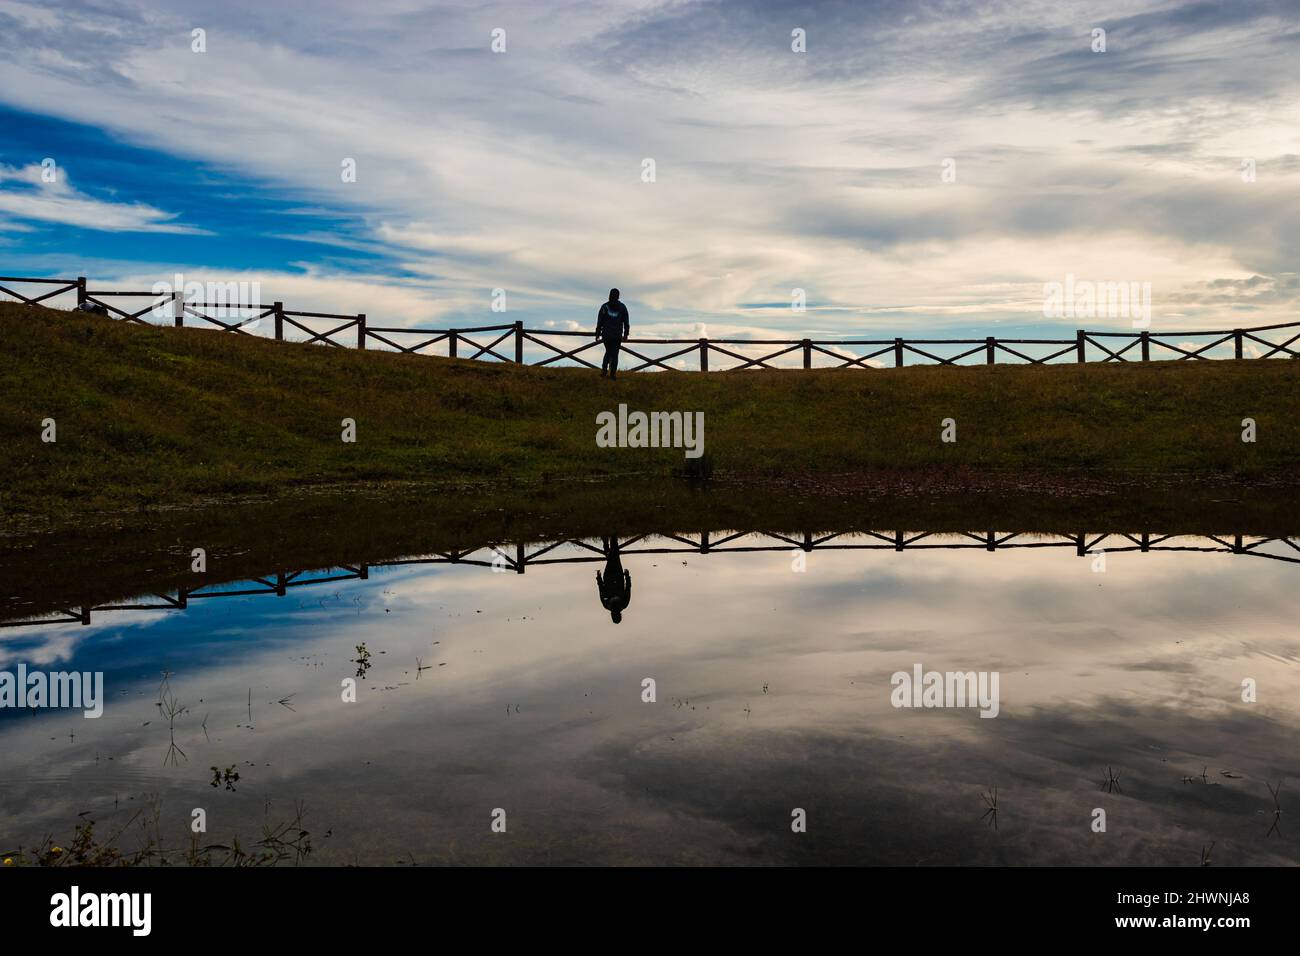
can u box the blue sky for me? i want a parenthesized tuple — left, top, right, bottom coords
(0, 0, 1297, 345)
(0, 104, 382, 275)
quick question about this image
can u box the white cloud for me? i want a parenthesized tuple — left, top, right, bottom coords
(0, 163, 204, 234)
(0, 0, 1297, 332)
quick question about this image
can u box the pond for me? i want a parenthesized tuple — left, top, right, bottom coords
(2, 528, 1297, 865)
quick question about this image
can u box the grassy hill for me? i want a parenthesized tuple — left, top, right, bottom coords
(1, 301, 1297, 519)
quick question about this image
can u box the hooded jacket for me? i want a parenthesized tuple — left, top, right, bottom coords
(596, 301, 629, 341)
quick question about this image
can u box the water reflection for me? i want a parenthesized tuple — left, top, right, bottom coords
(1, 529, 1298, 866)
(5, 530, 1297, 633)
(597, 536, 632, 625)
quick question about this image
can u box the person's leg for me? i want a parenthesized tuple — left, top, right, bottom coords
(606, 338, 620, 379)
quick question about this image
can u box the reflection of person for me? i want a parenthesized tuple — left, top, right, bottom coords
(595, 288, 630, 380)
(596, 535, 632, 624)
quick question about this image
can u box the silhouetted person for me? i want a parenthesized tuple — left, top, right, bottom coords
(595, 288, 629, 379)
(596, 535, 631, 623)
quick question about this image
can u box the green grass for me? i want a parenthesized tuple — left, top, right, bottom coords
(1, 301, 1297, 518)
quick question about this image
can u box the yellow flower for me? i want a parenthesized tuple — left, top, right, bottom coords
(50, 846, 63, 854)
(2, 858, 13, 866)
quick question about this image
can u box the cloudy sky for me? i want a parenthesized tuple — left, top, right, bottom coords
(0, 0, 1297, 342)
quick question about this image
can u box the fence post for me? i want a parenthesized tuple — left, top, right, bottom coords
(1234, 329, 1243, 359)
(273, 301, 283, 340)
(1076, 330, 1085, 362)
(802, 338, 811, 369)
(76, 276, 87, 307)
(1140, 331, 1149, 362)
(516, 543, 525, 574)
(699, 338, 709, 372)
(514, 320, 524, 363)
(985, 336, 995, 364)
(357, 313, 366, 350)
(173, 290, 184, 328)
(894, 338, 903, 367)
(448, 330, 458, 359)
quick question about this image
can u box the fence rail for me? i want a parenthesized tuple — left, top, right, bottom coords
(2, 530, 1297, 630)
(4, 274, 1299, 371)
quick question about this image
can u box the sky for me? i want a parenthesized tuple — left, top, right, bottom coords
(0, 0, 1297, 344)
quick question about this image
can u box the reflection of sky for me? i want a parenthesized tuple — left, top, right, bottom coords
(1, 534, 1297, 865)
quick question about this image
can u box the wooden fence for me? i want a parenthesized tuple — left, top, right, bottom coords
(4, 274, 1300, 371)
(2, 530, 1297, 630)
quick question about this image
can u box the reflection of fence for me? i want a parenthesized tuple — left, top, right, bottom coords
(3, 531, 1297, 630)
(5, 275, 1300, 371)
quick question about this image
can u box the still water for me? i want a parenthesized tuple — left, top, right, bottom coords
(2, 530, 1298, 865)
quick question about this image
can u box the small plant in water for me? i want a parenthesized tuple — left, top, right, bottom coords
(157, 672, 187, 767)
(980, 786, 999, 830)
(353, 642, 373, 679)
(1265, 780, 1282, 838)
(3, 802, 314, 867)
(1100, 766, 1123, 794)
(0, 820, 127, 867)
(210, 765, 241, 791)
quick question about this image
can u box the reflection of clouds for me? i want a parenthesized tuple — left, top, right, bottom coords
(0, 620, 88, 666)
(0, 610, 180, 667)
(1, 536, 1298, 863)
(1239, 640, 1300, 667)
(1116, 657, 1198, 674)
(576, 694, 1300, 865)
